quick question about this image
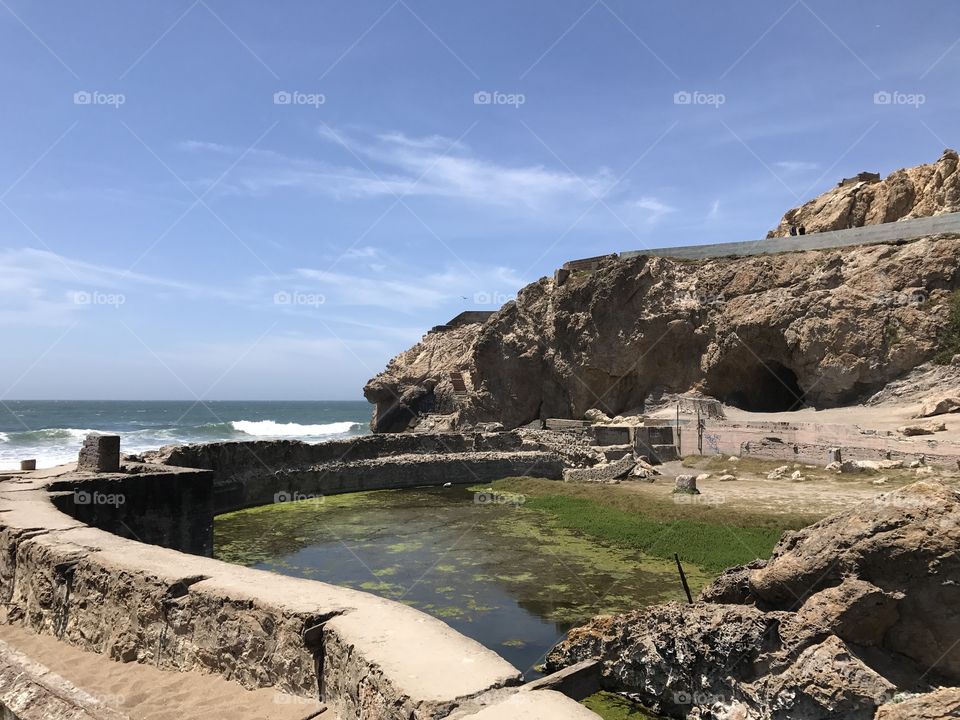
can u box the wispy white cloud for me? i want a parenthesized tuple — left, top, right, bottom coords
(774, 160, 820, 173)
(179, 128, 674, 215)
(707, 198, 721, 219)
(0, 248, 244, 326)
(631, 196, 676, 223)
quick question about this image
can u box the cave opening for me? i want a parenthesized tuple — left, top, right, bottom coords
(723, 360, 807, 412)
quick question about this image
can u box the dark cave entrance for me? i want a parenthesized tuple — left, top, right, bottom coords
(722, 360, 807, 412)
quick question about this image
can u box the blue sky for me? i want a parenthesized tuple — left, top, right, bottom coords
(1, 0, 957, 400)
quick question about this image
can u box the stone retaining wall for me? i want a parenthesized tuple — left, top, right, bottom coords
(0, 434, 594, 719)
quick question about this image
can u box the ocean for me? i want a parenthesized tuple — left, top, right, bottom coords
(0, 400, 371, 471)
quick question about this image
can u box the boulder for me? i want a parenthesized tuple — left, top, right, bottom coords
(545, 604, 893, 720)
(874, 687, 960, 720)
(748, 482, 960, 681)
(673, 474, 700, 494)
(584, 408, 613, 424)
(915, 396, 960, 418)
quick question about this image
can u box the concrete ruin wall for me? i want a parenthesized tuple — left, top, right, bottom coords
(0, 437, 593, 719)
(677, 419, 960, 468)
(47, 467, 215, 556)
(146, 431, 556, 513)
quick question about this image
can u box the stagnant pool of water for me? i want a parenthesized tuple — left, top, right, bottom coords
(214, 486, 710, 677)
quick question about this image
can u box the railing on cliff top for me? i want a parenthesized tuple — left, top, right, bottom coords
(563, 211, 960, 269)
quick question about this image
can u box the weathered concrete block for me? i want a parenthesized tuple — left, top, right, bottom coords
(592, 425, 631, 446)
(77, 434, 121, 473)
(19, 459, 36, 471)
(673, 474, 700, 494)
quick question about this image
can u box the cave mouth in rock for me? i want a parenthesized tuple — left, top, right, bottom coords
(723, 360, 807, 412)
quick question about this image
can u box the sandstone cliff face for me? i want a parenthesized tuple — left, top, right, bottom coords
(768, 149, 960, 237)
(365, 236, 960, 432)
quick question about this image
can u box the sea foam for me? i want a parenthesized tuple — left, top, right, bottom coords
(231, 420, 360, 438)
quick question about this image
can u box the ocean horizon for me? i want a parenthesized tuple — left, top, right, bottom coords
(0, 400, 371, 471)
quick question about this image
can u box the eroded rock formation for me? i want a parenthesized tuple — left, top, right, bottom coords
(366, 236, 960, 431)
(543, 481, 960, 720)
(768, 149, 960, 237)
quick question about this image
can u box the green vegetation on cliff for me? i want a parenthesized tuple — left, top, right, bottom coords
(935, 289, 960, 364)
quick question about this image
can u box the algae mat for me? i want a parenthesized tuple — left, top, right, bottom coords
(214, 486, 711, 676)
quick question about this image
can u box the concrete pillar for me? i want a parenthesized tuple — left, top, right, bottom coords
(77, 434, 121, 473)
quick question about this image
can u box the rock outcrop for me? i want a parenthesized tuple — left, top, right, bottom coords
(366, 236, 960, 432)
(544, 481, 960, 720)
(768, 149, 960, 237)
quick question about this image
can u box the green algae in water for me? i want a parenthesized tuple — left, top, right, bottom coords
(214, 486, 715, 675)
(582, 692, 664, 719)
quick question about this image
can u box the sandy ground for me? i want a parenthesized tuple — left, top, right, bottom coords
(0, 624, 329, 720)
(646, 455, 957, 518)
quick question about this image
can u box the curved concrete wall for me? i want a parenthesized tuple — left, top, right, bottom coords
(0, 455, 594, 719)
(147, 431, 562, 514)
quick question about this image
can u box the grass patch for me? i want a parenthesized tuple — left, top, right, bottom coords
(935, 289, 960, 364)
(483, 478, 815, 573)
(582, 692, 663, 719)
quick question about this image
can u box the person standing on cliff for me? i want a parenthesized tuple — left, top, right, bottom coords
(799, 225, 806, 235)
(789, 226, 798, 236)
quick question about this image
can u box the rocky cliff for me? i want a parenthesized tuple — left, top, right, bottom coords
(365, 235, 960, 432)
(768, 148, 960, 237)
(544, 481, 960, 720)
